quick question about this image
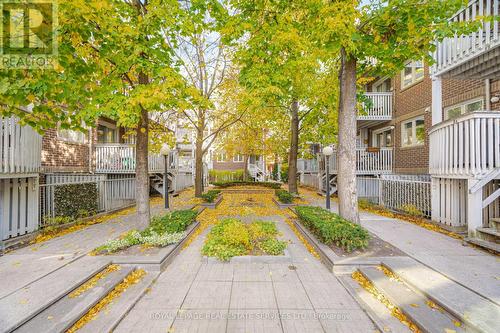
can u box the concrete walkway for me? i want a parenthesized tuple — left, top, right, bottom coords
(301, 189, 500, 306)
(115, 214, 377, 333)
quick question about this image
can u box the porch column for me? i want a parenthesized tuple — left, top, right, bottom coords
(431, 76, 443, 126)
(467, 178, 483, 238)
(430, 177, 440, 223)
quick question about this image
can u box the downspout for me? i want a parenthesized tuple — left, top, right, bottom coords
(485, 79, 491, 110)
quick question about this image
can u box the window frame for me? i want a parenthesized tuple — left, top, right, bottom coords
(400, 116, 425, 148)
(57, 124, 87, 144)
(444, 97, 484, 120)
(233, 154, 244, 163)
(216, 152, 227, 162)
(372, 126, 393, 148)
(400, 61, 425, 89)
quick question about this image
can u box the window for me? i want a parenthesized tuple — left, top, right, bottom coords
(233, 154, 244, 162)
(401, 116, 425, 147)
(216, 152, 227, 162)
(97, 124, 118, 144)
(401, 61, 424, 89)
(444, 98, 484, 120)
(373, 77, 392, 92)
(58, 126, 86, 144)
(372, 127, 393, 147)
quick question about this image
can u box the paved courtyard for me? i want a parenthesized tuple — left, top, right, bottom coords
(1, 187, 498, 333)
(115, 216, 377, 333)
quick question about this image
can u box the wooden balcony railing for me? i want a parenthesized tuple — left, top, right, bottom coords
(325, 147, 393, 174)
(1, 116, 42, 174)
(95, 144, 164, 173)
(429, 111, 500, 177)
(433, 0, 500, 76)
(297, 159, 319, 173)
(358, 93, 393, 121)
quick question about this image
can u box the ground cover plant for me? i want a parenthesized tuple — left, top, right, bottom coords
(295, 206, 369, 252)
(275, 189, 294, 204)
(94, 209, 197, 254)
(202, 219, 287, 261)
(212, 181, 281, 189)
(201, 190, 221, 203)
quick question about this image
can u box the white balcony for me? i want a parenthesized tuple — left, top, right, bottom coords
(358, 93, 393, 122)
(433, 0, 500, 78)
(429, 111, 500, 178)
(95, 144, 164, 174)
(297, 159, 319, 173)
(1, 116, 42, 175)
(325, 147, 393, 175)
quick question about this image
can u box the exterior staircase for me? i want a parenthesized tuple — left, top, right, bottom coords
(468, 218, 500, 254)
(320, 171, 337, 195)
(248, 163, 265, 182)
(149, 172, 176, 195)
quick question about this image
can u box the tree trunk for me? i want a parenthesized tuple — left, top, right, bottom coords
(243, 154, 249, 181)
(337, 48, 359, 223)
(136, 107, 150, 226)
(288, 100, 299, 194)
(194, 129, 204, 197)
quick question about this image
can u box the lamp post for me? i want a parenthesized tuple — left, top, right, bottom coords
(322, 146, 334, 210)
(160, 144, 171, 210)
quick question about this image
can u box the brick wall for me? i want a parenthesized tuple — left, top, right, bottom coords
(41, 128, 97, 173)
(212, 160, 246, 171)
(392, 66, 432, 174)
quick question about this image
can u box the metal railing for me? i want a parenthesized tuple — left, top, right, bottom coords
(297, 159, 319, 173)
(39, 177, 136, 226)
(1, 115, 42, 174)
(359, 93, 393, 120)
(433, 0, 500, 75)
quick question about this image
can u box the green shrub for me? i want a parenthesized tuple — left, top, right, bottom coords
(209, 169, 245, 183)
(147, 209, 198, 235)
(257, 238, 287, 255)
(202, 219, 287, 261)
(212, 181, 281, 189)
(275, 189, 293, 204)
(201, 190, 221, 203)
(94, 209, 197, 254)
(53, 183, 99, 220)
(202, 219, 251, 261)
(295, 206, 369, 252)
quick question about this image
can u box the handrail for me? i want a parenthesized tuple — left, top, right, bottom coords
(429, 111, 500, 134)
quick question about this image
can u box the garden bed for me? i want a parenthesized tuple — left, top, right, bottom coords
(201, 219, 289, 262)
(200, 190, 223, 209)
(273, 189, 299, 208)
(212, 181, 282, 189)
(92, 209, 199, 256)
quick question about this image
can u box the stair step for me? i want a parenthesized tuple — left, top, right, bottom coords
(77, 270, 158, 333)
(383, 257, 500, 333)
(0, 257, 110, 333)
(490, 218, 500, 231)
(15, 265, 135, 333)
(338, 275, 410, 333)
(477, 227, 500, 242)
(359, 267, 465, 333)
(466, 237, 500, 254)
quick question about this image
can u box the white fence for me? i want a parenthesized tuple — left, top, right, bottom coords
(429, 112, 500, 177)
(433, 0, 500, 76)
(95, 144, 164, 173)
(359, 93, 393, 120)
(0, 177, 39, 241)
(1, 116, 42, 174)
(357, 175, 432, 218)
(300, 173, 320, 189)
(175, 172, 194, 192)
(327, 148, 393, 174)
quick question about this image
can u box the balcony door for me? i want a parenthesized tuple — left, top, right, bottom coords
(372, 127, 393, 148)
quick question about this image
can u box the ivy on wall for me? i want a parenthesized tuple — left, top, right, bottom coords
(54, 183, 99, 219)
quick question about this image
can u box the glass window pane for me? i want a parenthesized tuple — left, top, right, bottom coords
(415, 119, 425, 144)
(404, 122, 413, 146)
(403, 66, 413, 87)
(466, 100, 482, 112)
(447, 107, 462, 120)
